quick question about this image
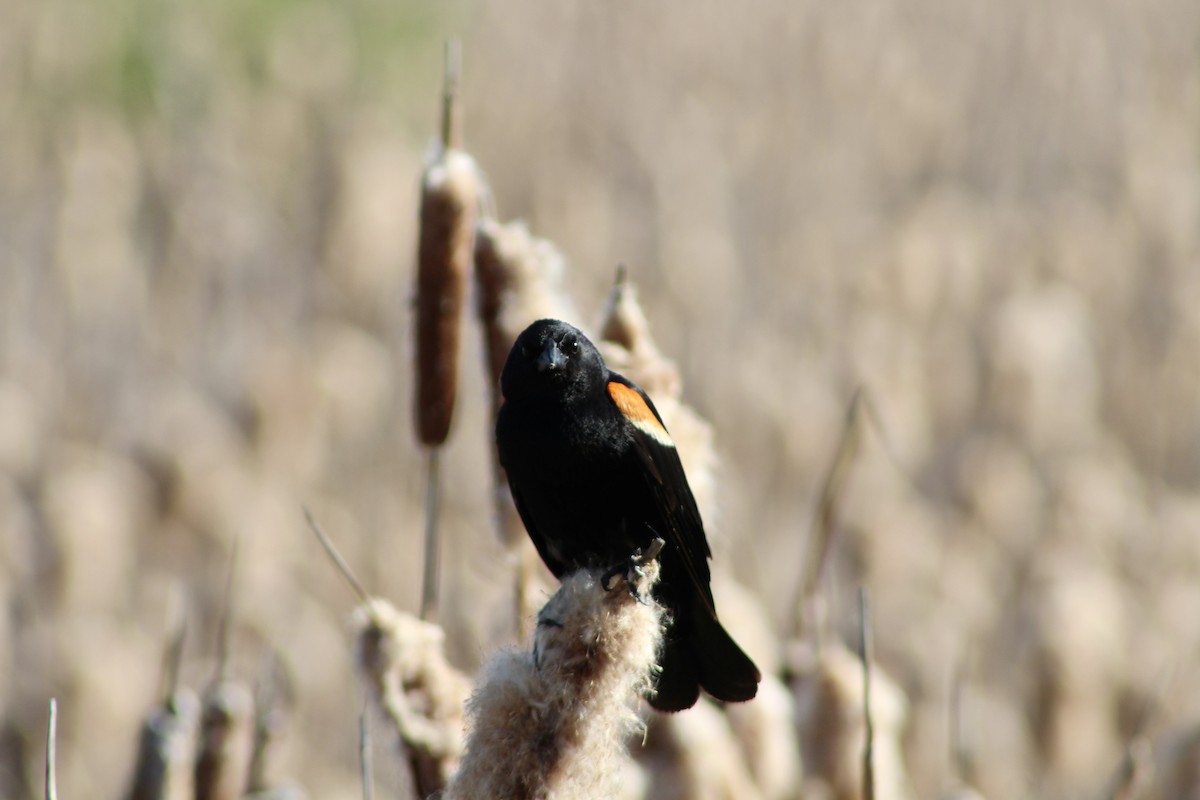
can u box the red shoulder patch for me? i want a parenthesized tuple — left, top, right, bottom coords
(607, 382, 673, 446)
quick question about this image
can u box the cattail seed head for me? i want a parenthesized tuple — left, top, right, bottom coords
(445, 560, 664, 799)
(414, 149, 481, 446)
(475, 217, 577, 402)
(353, 597, 470, 796)
(194, 680, 255, 800)
(128, 690, 200, 800)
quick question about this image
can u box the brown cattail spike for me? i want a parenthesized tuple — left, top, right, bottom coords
(194, 680, 255, 800)
(414, 43, 479, 447)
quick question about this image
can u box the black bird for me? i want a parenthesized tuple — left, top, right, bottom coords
(495, 318, 760, 711)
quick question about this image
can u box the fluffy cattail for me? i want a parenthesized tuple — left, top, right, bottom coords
(444, 558, 664, 799)
(475, 218, 576, 408)
(353, 598, 470, 797)
(595, 270, 718, 527)
(597, 267, 681, 400)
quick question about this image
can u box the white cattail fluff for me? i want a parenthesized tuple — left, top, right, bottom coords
(445, 560, 665, 799)
(353, 598, 471, 796)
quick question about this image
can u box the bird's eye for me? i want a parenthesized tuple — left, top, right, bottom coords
(566, 337, 580, 353)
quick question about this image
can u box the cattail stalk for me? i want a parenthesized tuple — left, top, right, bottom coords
(359, 697, 374, 800)
(794, 388, 865, 640)
(45, 699, 57, 800)
(860, 588, 876, 800)
(419, 448, 443, 621)
(414, 39, 481, 622)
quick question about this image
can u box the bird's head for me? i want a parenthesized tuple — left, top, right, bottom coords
(500, 319, 606, 402)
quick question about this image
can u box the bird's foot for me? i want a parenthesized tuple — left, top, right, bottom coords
(601, 537, 666, 603)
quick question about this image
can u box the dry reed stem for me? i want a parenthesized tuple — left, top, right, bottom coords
(45, 699, 57, 800)
(304, 508, 370, 604)
(445, 556, 665, 799)
(354, 598, 470, 798)
(859, 589, 876, 800)
(790, 642, 915, 800)
(794, 388, 865, 640)
(359, 696, 374, 800)
(420, 448, 442, 622)
(440, 39, 462, 151)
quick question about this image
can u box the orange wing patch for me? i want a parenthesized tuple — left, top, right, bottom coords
(608, 382, 674, 447)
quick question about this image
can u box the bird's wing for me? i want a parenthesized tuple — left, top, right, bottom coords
(506, 477, 569, 578)
(606, 374, 716, 612)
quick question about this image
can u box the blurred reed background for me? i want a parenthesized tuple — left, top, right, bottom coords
(1, 0, 1199, 797)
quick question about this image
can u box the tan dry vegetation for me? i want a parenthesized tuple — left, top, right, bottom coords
(2, 0, 1200, 798)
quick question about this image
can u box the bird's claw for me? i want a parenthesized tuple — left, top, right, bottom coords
(601, 538, 666, 604)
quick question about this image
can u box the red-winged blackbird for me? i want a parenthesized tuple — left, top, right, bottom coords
(495, 318, 761, 711)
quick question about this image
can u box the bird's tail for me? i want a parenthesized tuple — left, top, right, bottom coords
(649, 598, 761, 712)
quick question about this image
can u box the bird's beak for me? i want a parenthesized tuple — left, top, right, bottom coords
(536, 339, 567, 372)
